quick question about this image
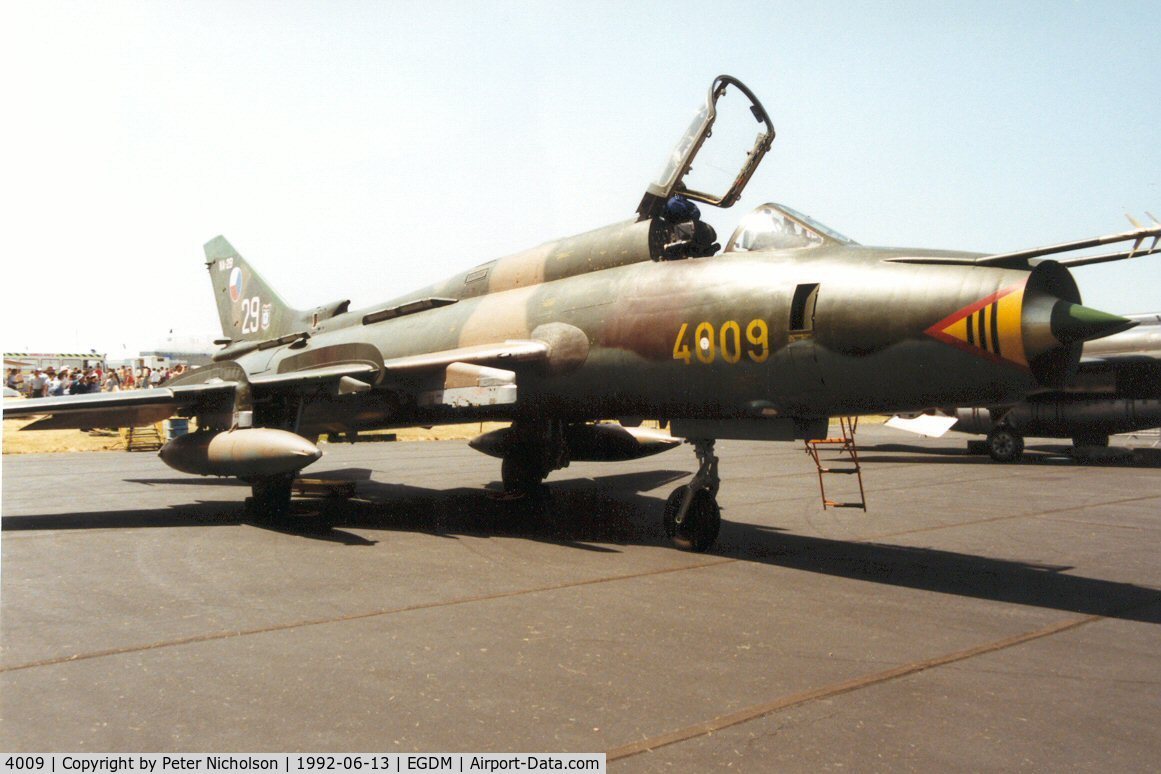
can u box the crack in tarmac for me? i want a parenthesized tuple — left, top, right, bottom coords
(606, 613, 1107, 762)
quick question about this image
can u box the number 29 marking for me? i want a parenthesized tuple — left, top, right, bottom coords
(240, 296, 261, 334)
(673, 319, 769, 365)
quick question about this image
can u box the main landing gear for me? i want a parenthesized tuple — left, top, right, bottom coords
(245, 474, 295, 520)
(501, 455, 550, 495)
(663, 438, 722, 552)
(497, 419, 566, 497)
(985, 425, 1025, 463)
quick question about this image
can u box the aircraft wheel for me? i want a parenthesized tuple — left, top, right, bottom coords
(246, 474, 294, 520)
(663, 486, 721, 553)
(1071, 433, 1108, 448)
(501, 456, 546, 494)
(986, 426, 1024, 463)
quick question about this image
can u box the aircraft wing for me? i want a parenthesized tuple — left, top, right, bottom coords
(4, 363, 380, 431)
(250, 363, 378, 390)
(382, 340, 551, 408)
(2, 340, 551, 430)
(1075, 314, 1161, 376)
(382, 340, 550, 373)
(4, 382, 237, 430)
(1079, 352, 1161, 368)
(886, 223, 1161, 268)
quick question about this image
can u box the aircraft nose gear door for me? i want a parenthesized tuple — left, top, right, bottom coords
(637, 75, 775, 221)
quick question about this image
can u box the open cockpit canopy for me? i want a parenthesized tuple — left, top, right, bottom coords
(637, 75, 775, 220)
(725, 202, 857, 253)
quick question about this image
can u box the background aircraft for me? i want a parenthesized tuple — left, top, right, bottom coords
(939, 311, 1161, 461)
(5, 76, 1156, 551)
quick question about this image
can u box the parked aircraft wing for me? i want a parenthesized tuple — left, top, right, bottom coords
(4, 381, 237, 430)
(250, 363, 378, 389)
(886, 224, 1161, 268)
(1079, 352, 1161, 368)
(5, 364, 381, 431)
(1075, 314, 1161, 375)
(379, 341, 554, 408)
(382, 340, 551, 374)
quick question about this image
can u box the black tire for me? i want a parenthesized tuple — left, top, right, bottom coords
(663, 485, 721, 552)
(246, 474, 294, 520)
(501, 456, 546, 493)
(986, 427, 1024, 463)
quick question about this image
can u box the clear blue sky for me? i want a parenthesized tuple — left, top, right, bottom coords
(3, 0, 1158, 354)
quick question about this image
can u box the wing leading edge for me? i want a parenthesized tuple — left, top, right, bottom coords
(3, 340, 554, 430)
(885, 223, 1161, 268)
(4, 382, 236, 431)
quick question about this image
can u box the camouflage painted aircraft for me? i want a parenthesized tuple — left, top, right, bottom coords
(6, 75, 1159, 551)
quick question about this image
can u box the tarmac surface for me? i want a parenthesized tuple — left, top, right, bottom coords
(3, 426, 1160, 770)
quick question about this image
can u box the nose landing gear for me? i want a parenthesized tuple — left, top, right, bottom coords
(663, 438, 721, 552)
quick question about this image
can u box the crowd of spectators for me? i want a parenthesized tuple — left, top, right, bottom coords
(5, 364, 190, 398)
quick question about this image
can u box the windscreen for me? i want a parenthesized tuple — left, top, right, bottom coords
(725, 203, 856, 252)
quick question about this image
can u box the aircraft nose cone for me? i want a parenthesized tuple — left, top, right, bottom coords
(1023, 295, 1136, 358)
(1049, 301, 1137, 345)
(1018, 293, 1138, 387)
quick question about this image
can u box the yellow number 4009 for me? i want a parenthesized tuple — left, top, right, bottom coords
(673, 319, 769, 365)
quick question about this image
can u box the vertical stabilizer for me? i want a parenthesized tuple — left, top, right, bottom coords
(204, 236, 304, 342)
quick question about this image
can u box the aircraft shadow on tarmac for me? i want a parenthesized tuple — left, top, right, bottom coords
(858, 443, 1161, 468)
(4, 466, 1159, 625)
(122, 465, 380, 488)
(122, 477, 252, 486)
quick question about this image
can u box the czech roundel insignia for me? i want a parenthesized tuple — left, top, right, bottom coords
(228, 267, 244, 302)
(925, 281, 1029, 369)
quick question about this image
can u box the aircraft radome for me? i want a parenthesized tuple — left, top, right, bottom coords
(6, 75, 1158, 551)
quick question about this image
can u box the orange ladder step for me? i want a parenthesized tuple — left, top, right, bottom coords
(804, 416, 867, 511)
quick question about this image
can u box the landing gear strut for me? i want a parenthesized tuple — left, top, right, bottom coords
(501, 455, 549, 494)
(499, 419, 567, 496)
(245, 474, 294, 520)
(663, 438, 721, 552)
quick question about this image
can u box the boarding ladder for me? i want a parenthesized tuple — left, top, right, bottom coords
(804, 416, 866, 510)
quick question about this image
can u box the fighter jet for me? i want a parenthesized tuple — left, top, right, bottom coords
(6, 75, 1158, 551)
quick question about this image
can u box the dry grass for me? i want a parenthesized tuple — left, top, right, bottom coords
(2, 416, 511, 454)
(2, 418, 127, 454)
(3, 413, 886, 455)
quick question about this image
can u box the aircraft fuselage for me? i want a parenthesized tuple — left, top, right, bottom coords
(230, 240, 1065, 436)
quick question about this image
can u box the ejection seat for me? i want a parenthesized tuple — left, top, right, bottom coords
(635, 75, 774, 261)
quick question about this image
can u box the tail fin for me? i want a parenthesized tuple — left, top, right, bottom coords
(204, 236, 303, 342)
